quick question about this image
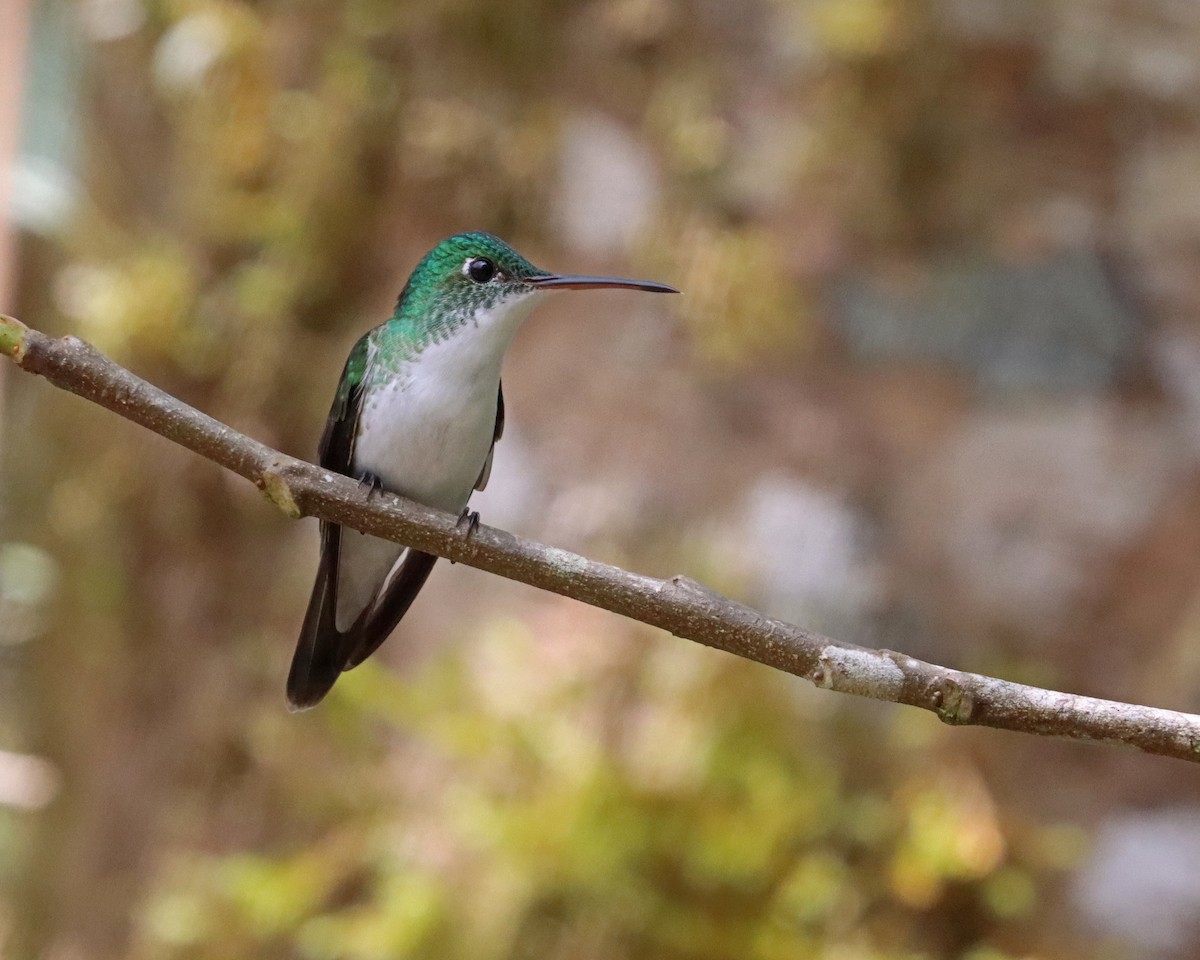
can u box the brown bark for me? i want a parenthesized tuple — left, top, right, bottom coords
(5, 314, 1200, 763)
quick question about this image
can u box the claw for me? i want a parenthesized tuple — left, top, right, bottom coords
(357, 471, 384, 500)
(455, 507, 479, 534)
(452, 508, 481, 563)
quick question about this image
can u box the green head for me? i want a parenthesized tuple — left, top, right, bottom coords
(390, 231, 677, 337)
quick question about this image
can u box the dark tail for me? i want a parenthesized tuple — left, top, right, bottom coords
(287, 522, 438, 710)
(346, 550, 437, 669)
(287, 521, 351, 710)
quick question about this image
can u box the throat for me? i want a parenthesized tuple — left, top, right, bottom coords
(414, 294, 536, 381)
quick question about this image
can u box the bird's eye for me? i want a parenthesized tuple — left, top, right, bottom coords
(466, 257, 496, 283)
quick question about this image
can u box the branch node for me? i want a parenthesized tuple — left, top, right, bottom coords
(667, 574, 724, 604)
(544, 547, 587, 576)
(59, 334, 105, 362)
(812, 645, 905, 698)
(0, 314, 29, 361)
(260, 459, 304, 519)
(935, 677, 976, 725)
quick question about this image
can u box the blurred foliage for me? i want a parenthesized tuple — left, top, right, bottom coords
(130, 632, 1083, 960)
(641, 215, 810, 365)
(5, 0, 1160, 957)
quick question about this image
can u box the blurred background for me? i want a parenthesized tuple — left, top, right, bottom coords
(3, 0, 1200, 957)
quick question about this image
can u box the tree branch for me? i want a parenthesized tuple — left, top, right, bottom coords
(4, 313, 1199, 762)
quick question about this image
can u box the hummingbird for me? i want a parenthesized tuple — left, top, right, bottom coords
(288, 231, 677, 709)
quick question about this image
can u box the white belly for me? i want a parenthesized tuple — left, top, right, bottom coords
(353, 352, 498, 513)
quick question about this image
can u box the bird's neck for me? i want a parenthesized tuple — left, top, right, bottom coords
(374, 294, 538, 387)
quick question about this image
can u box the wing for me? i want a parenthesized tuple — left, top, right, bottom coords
(287, 334, 373, 710)
(318, 332, 373, 472)
(474, 381, 505, 492)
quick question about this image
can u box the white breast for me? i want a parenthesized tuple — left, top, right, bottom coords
(354, 352, 497, 512)
(351, 295, 537, 513)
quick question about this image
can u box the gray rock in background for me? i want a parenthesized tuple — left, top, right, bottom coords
(1073, 807, 1200, 959)
(830, 251, 1140, 393)
(719, 475, 882, 637)
(1152, 327, 1200, 457)
(895, 402, 1187, 634)
(556, 112, 661, 257)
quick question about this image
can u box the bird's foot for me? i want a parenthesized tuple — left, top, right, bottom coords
(357, 471, 384, 500)
(451, 508, 481, 564)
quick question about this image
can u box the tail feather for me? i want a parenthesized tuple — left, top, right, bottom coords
(346, 551, 437, 669)
(288, 524, 438, 710)
(287, 521, 353, 710)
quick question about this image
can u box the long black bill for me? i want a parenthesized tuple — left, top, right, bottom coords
(526, 273, 679, 294)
